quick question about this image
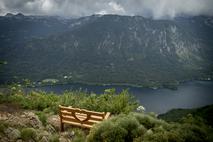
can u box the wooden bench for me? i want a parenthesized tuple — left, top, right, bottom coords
(59, 105, 110, 131)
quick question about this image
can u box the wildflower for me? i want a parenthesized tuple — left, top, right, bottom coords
(137, 105, 145, 112)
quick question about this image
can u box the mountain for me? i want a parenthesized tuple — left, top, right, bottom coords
(158, 104, 213, 127)
(0, 14, 213, 87)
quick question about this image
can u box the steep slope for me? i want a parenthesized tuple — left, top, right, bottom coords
(0, 15, 213, 87)
(158, 104, 213, 127)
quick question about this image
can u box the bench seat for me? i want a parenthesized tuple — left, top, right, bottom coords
(59, 105, 110, 131)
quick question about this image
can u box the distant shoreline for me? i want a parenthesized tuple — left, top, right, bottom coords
(25, 79, 212, 91)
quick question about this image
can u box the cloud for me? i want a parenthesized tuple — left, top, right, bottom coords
(0, 0, 213, 19)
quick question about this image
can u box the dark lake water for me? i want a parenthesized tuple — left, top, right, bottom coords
(29, 81, 213, 114)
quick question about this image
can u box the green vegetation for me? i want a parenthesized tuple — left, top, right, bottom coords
(21, 128, 37, 141)
(0, 121, 9, 134)
(0, 87, 213, 142)
(1, 15, 213, 89)
(158, 105, 213, 126)
(88, 112, 213, 142)
(49, 134, 60, 142)
(0, 88, 138, 115)
(71, 128, 87, 142)
(35, 111, 47, 126)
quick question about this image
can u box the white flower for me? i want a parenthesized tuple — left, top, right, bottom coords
(137, 105, 145, 112)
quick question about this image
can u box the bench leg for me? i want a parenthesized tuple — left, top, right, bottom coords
(60, 122, 64, 132)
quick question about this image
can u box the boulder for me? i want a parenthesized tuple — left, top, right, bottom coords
(4, 127, 21, 140)
(46, 124, 56, 134)
(47, 115, 60, 131)
(40, 136, 49, 142)
(59, 137, 70, 142)
(60, 131, 74, 140)
(23, 112, 43, 129)
(4, 111, 43, 129)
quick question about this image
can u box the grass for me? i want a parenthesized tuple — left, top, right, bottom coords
(0, 88, 138, 115)
(35, 111, 47, 126)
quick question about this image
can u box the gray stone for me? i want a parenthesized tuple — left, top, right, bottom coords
(0, 137, 10, 142)
(23, 111, 43, 129)
(4, 127, 21, 140)
(46, 124, 56, 134)
(60, 131, 74, 139)
(59, 137, 68, 142)
(40, 136, 49, 142)
(47, 115, 60, 131)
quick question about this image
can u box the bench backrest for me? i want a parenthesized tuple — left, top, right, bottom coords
(59, 105, 110, 130)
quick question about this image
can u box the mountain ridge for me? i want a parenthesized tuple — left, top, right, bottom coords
(0, 14, 213, 87)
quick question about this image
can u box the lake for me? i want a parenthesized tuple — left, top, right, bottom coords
(29, 81, 213, 114)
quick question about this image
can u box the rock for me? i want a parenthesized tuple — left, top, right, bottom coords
(0, 112, 10, 121)
(4, 111, 43, 129)
(23, 112, 43, 129)
(39, 130, 49, 137)
(59, 137, 69, 142)
(7, 115, 26, 127)
(10, 129, 21, 140)
(4, 127, 21, 140)
(37, 130, 49, 140)
(60, 131, 74, 139)
(0, 137, 10, 142)
(46, 124, 56, 134)
(47, 115, 60, 131)
(40, 136, 49, 142)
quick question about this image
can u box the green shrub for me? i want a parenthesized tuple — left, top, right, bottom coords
(88, 121, 127, 142)
(0, 94, 12, 103)
(35, 111, 47, 126)
(180, 123, 209, 142)
(3, 88, 138, 115)
(133, 113, 167, 129)
(0, 121, 9, 134)
(21, 128, 37, 141)
(49, 134, 59, 142)
(142, 130, 183, 142)
(72, 128, 87, 142)
(112, 114, 146, 141)
(88, 113, 147, 142)
(10, 91, 59, 111)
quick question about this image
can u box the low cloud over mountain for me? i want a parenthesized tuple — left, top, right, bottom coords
(0, 0, 213, 19)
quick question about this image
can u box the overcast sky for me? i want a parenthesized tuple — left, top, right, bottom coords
(0, 0, 213, 19)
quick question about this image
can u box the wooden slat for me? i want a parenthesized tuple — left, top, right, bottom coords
(62, 115, 101, 124)
(59, 105, 111, 130)
(59, 105, 105, 117)
(62, 120, 93, 129)
(62, 114, 86, 121)
(62, 116, 95, 126)
(61, 111, 104, 121)
(104, 112, 111, 120)
(90, 115, 104, 121)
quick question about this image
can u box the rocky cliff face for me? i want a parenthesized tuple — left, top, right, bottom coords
(0, 14, 213, 86)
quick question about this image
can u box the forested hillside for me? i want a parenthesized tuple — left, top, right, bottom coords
(0, 14, 213, 87)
